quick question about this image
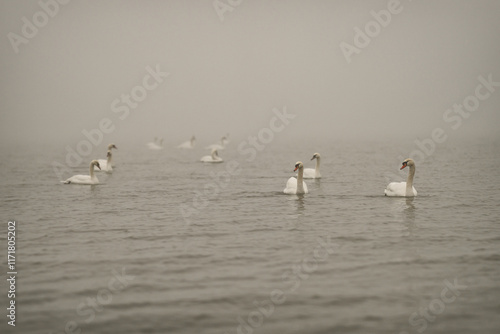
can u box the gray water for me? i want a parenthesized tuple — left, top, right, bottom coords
(1, 138, 499, 334)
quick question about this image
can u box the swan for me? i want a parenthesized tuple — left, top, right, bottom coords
(147, 137, 158, 147)
(284, 161, 309, 194)
(62, 160, 101, 185)
(200, 148, 223, 163)
(105, 143, 117, 166)
(303, 153, 321, 179)
(147, 137, 163, 150)
(95, 151, 113, 173)
(205, 136, 228, 150)
(97, 143, 117, 169)
(178, 136, 196, 149)
(385, 158, 418, 197)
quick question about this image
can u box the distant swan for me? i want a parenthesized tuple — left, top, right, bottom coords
(284, 161, 309, 194)
(303, 153, 321, 179)
(105, 143, 117, 166)
(95, 151, 113, 173)
(147, 137, 163, 150)
(205, 136, 228, 150)
(178, 136, 196, 149)
(385, 158, 418, 197)
(62, 160, 101, 185)
(201, 149, 223, 163)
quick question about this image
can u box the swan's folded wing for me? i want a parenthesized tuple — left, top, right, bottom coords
(385, 182, 405, 196)
(64, 174, 93, 185)
(284, 177, 297, 194)
(302, 168, 315, 179)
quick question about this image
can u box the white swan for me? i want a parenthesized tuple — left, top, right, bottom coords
(97, 143, 117, 169)
(284, 161, 309, 194)
(205, 136, 228, 150)
(147, 137, 163, 150)
(147, 137, 158, 147)
(200, 149, 223, 163)
(62, 160, 101, 185)
(178, 136, 196, 149)
(385, 158, 418, 197)
(95, 151, 113, 173)
(105, 143, 117, 166)
(303, 153, 321, 179)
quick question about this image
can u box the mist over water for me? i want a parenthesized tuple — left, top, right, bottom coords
(1, 1, 500, 334)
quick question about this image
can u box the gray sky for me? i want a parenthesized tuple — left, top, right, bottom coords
(1, 0, 499, 146)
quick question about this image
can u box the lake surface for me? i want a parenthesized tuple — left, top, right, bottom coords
(1, 137, 499, 334)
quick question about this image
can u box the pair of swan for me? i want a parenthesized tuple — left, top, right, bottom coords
(63, 144, 117, 184)
(178, 136, 196, 149)
(283, 155, 417, 197)
(95, 143, 117, 172)
(283, 153, 321, 195)
(385, 158, 417, 197)
(200, 148, 223, 163)
(147, 137, 163, 150)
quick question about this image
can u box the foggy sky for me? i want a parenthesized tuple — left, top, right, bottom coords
(1, 0, 499, 147)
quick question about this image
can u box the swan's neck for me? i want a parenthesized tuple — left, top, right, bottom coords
(297, 168, 305, 193)
(107, 154, 113, 166)
(211, 151, 217, 160)
(190, 137, 195, 145)
(315, 158, 321, 175)
(89, 163, 96, 180)
(406, 165, 415, 196)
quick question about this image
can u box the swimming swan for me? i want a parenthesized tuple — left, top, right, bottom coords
(205, 136, 228, 150)
(284, 161, 309, 194)
(201, 149, 223, 163)
(178, 136, 196, 149)
(303, 153, 321, 179)
(105, 144, 117, 166)
(62, 160, 101, 185)
(147, 137, 163, 150)
(95, 151, 113, 173)
(385, 158, 418, 197)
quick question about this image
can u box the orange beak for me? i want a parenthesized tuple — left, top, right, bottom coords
(294, 166, 299, 172)
(400, 164, 407, 170)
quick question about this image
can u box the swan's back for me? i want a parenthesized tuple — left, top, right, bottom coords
(63, 174, 98, 185)
(178, 141, 194, 149)
(303, 168, 321, 179)
(385, 182, 417, 197)
(283, 177, 308, 194)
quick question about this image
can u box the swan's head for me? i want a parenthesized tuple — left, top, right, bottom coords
(108, 143, 117, 150)
(91, 160, 101, 170)
(211, 148, 219, 156)
(294, 161, 304, 172)
(311, 153, 321, 161)
(401, 158, 415, 170)
(106, 151, 112, 158)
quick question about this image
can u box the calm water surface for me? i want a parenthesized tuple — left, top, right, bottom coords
(1, 138, 499, 334)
